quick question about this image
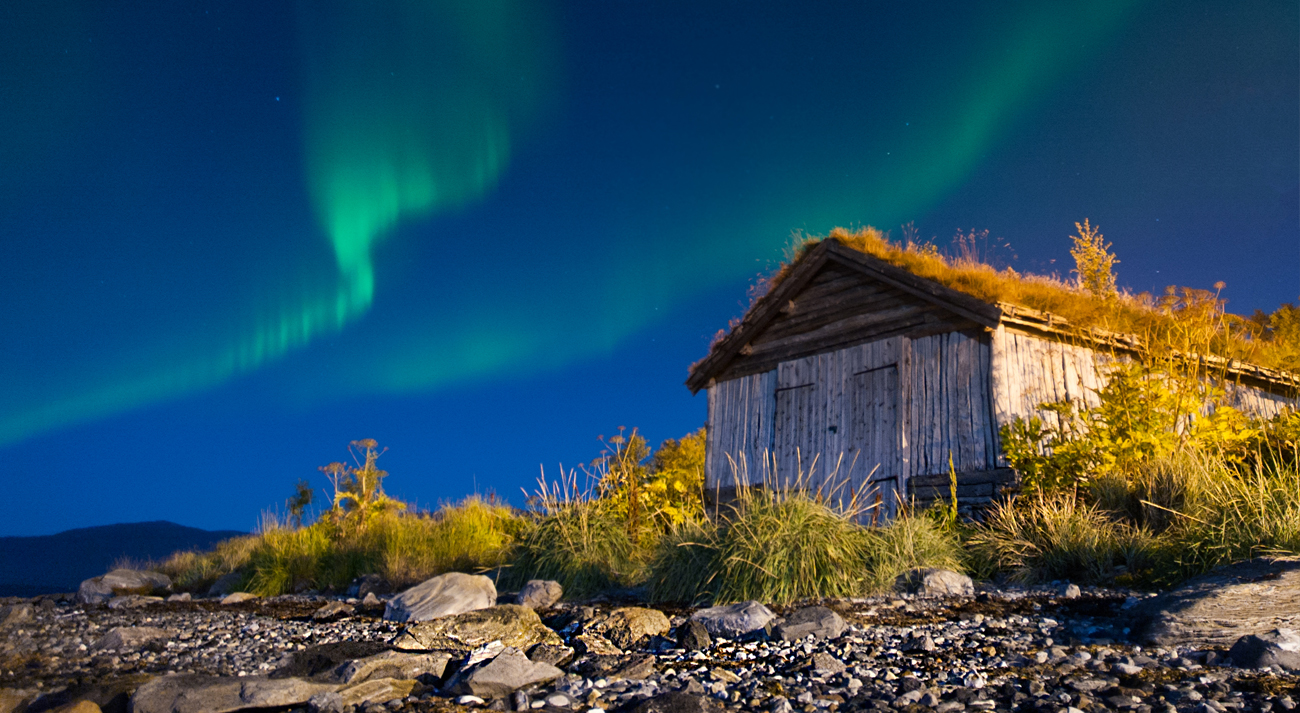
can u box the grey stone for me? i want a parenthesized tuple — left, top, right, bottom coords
(606, 654, 657, 681)
(808, 652, 846, 676)
(676, 619, 711, 651)
(92, 626, 172, 651)
(166, 593, 191, 602)
(453, 648, 563, 698)
(220, 592, 258, 605)
(129, 674, 338, 713)
(895, 568, 974, 596)
(360, 592, 383, 608)
(206, 571, 244, 598)
(390, 604, 562, 654)
(1230, 629, 1300, 670)
(626, 692, 723, 713)
(526, 644, 575, 668)
(1060, 583, 1081, 599)
(1130, 557, 1300, 647)
(313, 601, 356, 622)
(573, 633, 622, 657)
(514, 580, 562, 610)
(588, 607, 671, 649)
(347, 574, 389, 599)
(308, 691, 345, 713)
(689, 601, 776, 639)
(77, 569, 171, 604)
(384, 572, 497, 623)
(773, 606, 845, 642)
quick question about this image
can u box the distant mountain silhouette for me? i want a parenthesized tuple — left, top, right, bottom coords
(0, 521, 245, 597)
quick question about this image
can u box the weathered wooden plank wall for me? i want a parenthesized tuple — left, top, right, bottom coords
(989, 327, 1297, 466)
(1222, 381, 1296, 419)
(704, 369, 777, 487)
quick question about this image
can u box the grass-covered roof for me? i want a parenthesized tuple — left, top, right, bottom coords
(710, 224, 1299, 385)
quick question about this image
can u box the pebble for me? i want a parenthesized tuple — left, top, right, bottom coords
(0, 586, 1288, 713)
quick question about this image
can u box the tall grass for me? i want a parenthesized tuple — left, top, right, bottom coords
(647, 470, 965, 606)
(159, 497, 522, 596)
(502, 470, 641, 599)
(968, 492, 1156, 585)
(970, 445, 1300, 587)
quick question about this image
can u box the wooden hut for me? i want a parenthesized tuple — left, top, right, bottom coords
(686, 237, 1298, 518)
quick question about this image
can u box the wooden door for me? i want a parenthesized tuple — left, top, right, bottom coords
(848, 365, 900, 522)
(773, 383, 815, 487)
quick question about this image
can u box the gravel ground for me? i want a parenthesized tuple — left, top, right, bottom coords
(3, 587, 1299, 713)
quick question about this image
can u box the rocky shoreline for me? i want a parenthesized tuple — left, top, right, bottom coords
(4, 566, 1300, 713)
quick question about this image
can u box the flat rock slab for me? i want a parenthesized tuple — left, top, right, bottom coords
(452, 648, 563, 698)
(384, 572, 496, 623)
(773, 606, 845, 642)
(330, 650, 450, 684)
(390, 604, 562, 653)
(130, 674, 337, 713)
(1130, 557, 1300, 648)
(689, 601, 776, 639)
(273, 642, 392, 680)
(336, 678, 417, 708)
(78, 569, 172, 605)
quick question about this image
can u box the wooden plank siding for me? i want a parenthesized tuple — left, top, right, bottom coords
(988, 326, 1296, 451)
(704, 369, 777, 488)
(707, 330, 1001, 518)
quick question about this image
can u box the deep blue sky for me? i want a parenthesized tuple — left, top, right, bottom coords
(2, 1, 1296, 535)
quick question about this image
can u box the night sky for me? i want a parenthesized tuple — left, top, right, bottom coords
(3, 1, 1296, 536)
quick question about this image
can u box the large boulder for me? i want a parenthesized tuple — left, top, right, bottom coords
(1229, 629, 1300, 670)
(390, 604, 562, 653)
(384, 572, 496, 623)
(77, 569, 171, 605)
(449, 648, 563, 698)
(895, 568, 973, 596)
(1129, 557, 1300, 648)
(130, 675, 337, 713)
(589, 607, 671, 650)
(689, 601, 776, 639)
(772, 606, 846, 642)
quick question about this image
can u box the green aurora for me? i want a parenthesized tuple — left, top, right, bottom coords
(0, 1, 1143, 447)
